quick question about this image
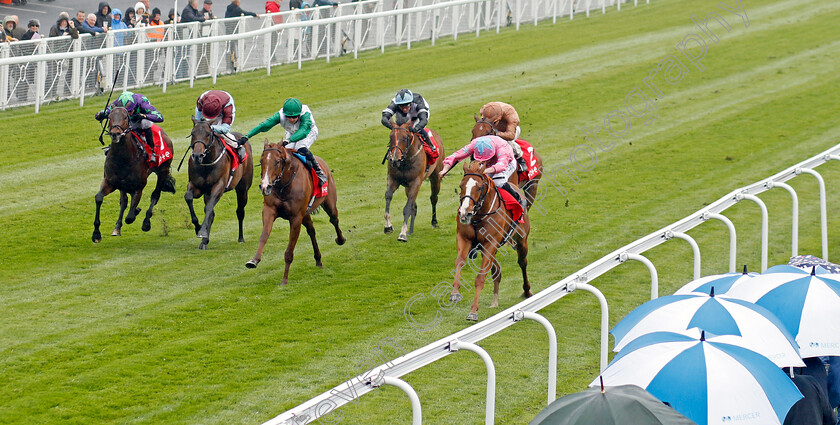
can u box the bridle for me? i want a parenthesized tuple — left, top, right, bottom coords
(263, 147, 298, 193)
(473, 117, 499, 137)
(460, 171, 501, 223)
(190, 123, 225, 166)
(108, 107, 131, 141)
(386, 127, 422, 164)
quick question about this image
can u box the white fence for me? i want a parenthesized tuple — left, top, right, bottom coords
(0, 0, 632, 112)
(262, 138, 840, 424)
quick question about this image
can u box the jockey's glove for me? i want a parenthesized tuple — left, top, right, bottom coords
(95, 110, 106, 121)
(237, 136, 248, 147)
(281, 139, 290, 146)
(130, 113, 147, 122)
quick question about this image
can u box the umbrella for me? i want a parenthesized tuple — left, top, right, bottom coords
(592, 331, 803, 425)
(787, 255, 840, 274)
(611, 291, 804, 367)
(725, 267, 840, 357)
(674, 266, 760, 295)
(529, 381, 696, 425)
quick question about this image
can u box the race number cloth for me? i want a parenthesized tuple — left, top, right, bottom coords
(498, 188, 524, 223)
(223, 143, 247, 173)
(423, 128, 441, 164)
(133, 125, 172, 167)
(515, 139, 540, 181)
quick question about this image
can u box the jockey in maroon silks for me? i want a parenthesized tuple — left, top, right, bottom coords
(195, 89, 246, 159)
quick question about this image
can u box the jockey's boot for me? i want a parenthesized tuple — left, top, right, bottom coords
(418, 129, 436, 153)
(300, 147, 327, 186)
(515, 153, 528, 173)
(143, 127, 157, 163)
(237, 145, 247, 161)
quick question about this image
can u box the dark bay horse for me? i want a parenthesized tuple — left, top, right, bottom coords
(384, 121, 445, 242)
(472, 115, 542, 209)
(449, 161, 531, 321)
(92, 107, 175, 243)
(246, 141, 346, 286)
(185, 119, 254, 250)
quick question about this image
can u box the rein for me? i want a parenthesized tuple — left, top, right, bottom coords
(264, 147, 298, 194)
(385, 128, 422, 165)
(461, 172, 501, 222)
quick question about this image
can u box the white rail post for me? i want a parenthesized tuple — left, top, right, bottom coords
(326, 23, 331, 62)
(766, 181, 798, 257)
(572, 280, 609, 372)
(0, 45, 8, 110)
(570, 0, 574, 19)
(737, 193, 769, 272)
(619, 252, 659, 300)
(35, 42, 47, 113)
(513, 310, 557, 404)
(136, 33, 147, 86)
(666, 230, 701, 280)
(367, 376, 422, 425)
(704, 212, 737, 273)
(452, 4, 459, 41)
(449, 340, 495, 425)
(496, 0, 501, 33)
(796, 167, 828, 261)
(407, 9, 412, 49)
(209, 21, 220, 83)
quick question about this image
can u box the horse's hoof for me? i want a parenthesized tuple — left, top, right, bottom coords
(316, 262, 324, 269)
(245, 259, 259, 269)
(125, 216, 136, 225)
(336, 236, 346, 245)
(238, 238, 245, 244)
(141, 221, 151, 232)
(280, 279, 289, 286)
(468, 248, 479, 259)
(431, 220, 438, 228)
(466, 313, 478, 322)
(398, 234, 408, 242)
(92, 233, 101, 243)
(384, 226, 394, 234)
(111, 229, 121, 236)
(198, 243, 207, 250)
(449, 293, 463, 303)
(490, 302, 499, 308)
(522, 291, 533, 298)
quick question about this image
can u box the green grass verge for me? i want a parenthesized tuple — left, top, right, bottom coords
(1, 0, 840, 423)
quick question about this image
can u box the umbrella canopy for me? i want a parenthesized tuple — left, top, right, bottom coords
(674, 269, 760, 295)
(725, 268, 840, 357)
(529, 383, 696, 425)
(611, 292, 804, 367)
(592, 331, 803, 425)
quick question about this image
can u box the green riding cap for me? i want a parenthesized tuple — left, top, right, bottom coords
(283, 98, 303, 117)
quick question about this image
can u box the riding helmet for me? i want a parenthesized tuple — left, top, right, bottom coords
(200, 92, 224, 119)
(472, 137, 496, 162)
(283, 98, 303, 117)
(394, 89, 413, 105)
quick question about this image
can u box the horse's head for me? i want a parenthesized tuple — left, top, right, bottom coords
(472, 113, 498, 139)
(388, 121, 417, 165)
(260, 141, 290, 196)
(458, 161, 489, 224)
(108, 107, 131, 143)
(190, 117, 217, 163)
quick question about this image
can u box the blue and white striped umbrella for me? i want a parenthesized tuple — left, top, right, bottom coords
(726, 268, 840, 357)
(592, 331, 803, 425)
(674, 270, 760, 295)
(611, 292, 803, 367)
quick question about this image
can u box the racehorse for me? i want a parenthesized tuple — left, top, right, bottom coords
(185, 118, 254, 250)
(472, 115, 542, 209)
(449, 161, 531, 321)
(92, 107, 175, 243)
(384, 121, 444, 242)
(246, 141, 346, 286)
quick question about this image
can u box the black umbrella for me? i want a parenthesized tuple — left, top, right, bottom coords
(530, 380, 696, 425)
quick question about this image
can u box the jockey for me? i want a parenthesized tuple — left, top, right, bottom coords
(95, 91, 163, 162)
(440, 135, 526, 211)
(381, 89, 436, 154)
(194, 90, 246, 160)
(479, 101, 527, 173)
(239, 98, 327, 186)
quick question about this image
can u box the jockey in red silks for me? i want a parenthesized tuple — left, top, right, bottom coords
(439, 135, 526, 211)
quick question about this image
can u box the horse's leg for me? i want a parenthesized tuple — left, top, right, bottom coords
(196, 180, 226, 249)
(516, 236, 532, 298)
(92, 181, 115, 243)
(523, 176, 540, 210)
(246, 206, 277, 269)
(399, 180, 421, 242)
(112, 190, 128, 236)
(384, 175, 399, 234)
(429, 167, 441, 228)
(184, 182, 203, 236)
(468, 245, 497, 321)
(125, 188, 144, 225)
(235, 185, 248, 243)
(449, 233, 471, 303)
(141, 175, 164, 232)
(490, 255, 502, 308)
(302, 214, 322, 268)
(323, 178, 345, 246)
(281, 216, 304, 286)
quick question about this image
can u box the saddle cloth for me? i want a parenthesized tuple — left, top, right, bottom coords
(515, 139, 540, 181)
(291, 152, 328, 198)
(131, 124, 172, 167)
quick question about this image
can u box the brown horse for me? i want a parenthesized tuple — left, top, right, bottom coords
(472, 115, 542, 209)
(384, 121, 445, 242)
(185, 119, 254, 250)
(449, 161, 531, 321)
(92, 107, 175, 243)
(246, 141, 346, 285)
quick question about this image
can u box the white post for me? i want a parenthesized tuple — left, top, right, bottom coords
(71, 39, 81, 98)
(738, 193, 769, 272)
(767, 181, 798, 257)
(0, 45, 8, 110)
(368, 376, 422, 425)
(449, 340, 495, 425)
(452, 4, 458, 40)
(189, 24, 198, 87)
(407, 9, 412, 49)
(619, 252, 658, 299)
(496, 0, 501, 33)
(797, 167, 828, 261)
(705, 212, 737, 273)
(572, 280, 609, 372)
(532, 0, 537, 25)
(354, 16, 362, 57)
(515, 0, 521, 29)
(35, 42, 47, 113)
(667, 231, 701, 280)
(513, 310, 557, 405)
(209, 21, 219, 83)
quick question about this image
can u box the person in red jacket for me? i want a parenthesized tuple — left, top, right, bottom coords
(265, 0, 283, 23)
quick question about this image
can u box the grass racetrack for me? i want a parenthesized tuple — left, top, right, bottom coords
(2, 0, 840, 423)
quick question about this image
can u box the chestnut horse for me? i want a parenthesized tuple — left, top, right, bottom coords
(449, 161, 531, 321)
(472, 115, 542, 209)
(246, 142, 346, 286)
(92, 107, 175, 243)
(185, 119, 254, 250)
(384, 121, 445, 242)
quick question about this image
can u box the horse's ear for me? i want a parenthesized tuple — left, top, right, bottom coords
(474, 113, 480, 122)
(264, 138, 271, 148)
(191, 116, 198, 125)
(462, 160, 470, 172)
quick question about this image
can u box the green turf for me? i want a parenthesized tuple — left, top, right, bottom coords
(2, 0, 840, 423)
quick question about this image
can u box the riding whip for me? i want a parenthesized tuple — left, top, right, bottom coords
(97, 66, 122, 145)
(177, 133, 192, 171)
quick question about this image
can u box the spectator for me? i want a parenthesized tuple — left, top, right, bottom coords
(265, 0, 283, 24)
(201, 0, 216, 20)
(288, 0, 300, 9)
(49, 12, 79, 38)
(134, 2, 149, 26)
(10, 16, 25, 39)
(109, 9, 129, 45)
(313, 0, 338, 7)
(72, 11, 94, 35)
(122, 7, 136, 28)
(3, 16, 18, 42)
(20, 19, 41, 41)
(165, 8, 179, 24)
(82, 13, 107, 33)
(94, 2, 112, 29)
(139, 0, 150, 13)
(783, 372, 837, 425)
(147, 8, 165, 41)
(226, 0, 258, 18)
(181, 0, 206, 23)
